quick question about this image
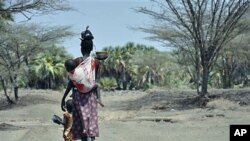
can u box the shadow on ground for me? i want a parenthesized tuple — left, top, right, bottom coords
(113, 89, 250, 111)
(0, 90, 59, 111)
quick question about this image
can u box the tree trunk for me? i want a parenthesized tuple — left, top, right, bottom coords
(13, 75, 19, 101)
(9, 73, 19, 101)
(201, 65, 209, 97)
(14, 86, 18, 101)
(200, 55, 210, 107)
(196, 64, 201, 94)
(115, 77, 121, 90)
(222, 57, 233, 88)
(49, 76, 51, 89)
(195, 48, 201, 94)
(0, 76, 14, 104)
(122, 72, 128, 90)
(122, 69, 127, 90)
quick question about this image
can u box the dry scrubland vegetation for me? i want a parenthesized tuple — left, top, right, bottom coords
(0, 1, 250, 140)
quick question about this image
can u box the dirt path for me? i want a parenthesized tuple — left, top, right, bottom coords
(0, 89, 249, 141)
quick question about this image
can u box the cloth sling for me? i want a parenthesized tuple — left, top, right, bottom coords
(68, 56, 97, 93)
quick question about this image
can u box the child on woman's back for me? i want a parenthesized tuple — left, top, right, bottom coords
(63, 59, 104, 107)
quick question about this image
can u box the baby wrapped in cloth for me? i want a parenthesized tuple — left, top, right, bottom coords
(68, 56, 96, 93)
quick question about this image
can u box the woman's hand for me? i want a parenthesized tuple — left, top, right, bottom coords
(61, 98, 66, 111)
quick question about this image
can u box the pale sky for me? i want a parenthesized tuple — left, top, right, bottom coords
(16, 0, 167, 57)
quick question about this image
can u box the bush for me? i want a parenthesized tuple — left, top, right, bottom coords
(98, 77, 117, 91)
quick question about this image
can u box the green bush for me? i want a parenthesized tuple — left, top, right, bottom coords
(98, 77, 117, 91)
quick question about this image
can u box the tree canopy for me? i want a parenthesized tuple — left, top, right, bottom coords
(136, 0, 250, 99)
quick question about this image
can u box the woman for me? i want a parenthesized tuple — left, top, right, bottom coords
(61, 27, 99, 141)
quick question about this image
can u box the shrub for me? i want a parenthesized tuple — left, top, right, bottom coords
(98, 77, 117, 91)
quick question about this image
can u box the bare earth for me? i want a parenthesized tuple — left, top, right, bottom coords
(0, 88, 249, 141)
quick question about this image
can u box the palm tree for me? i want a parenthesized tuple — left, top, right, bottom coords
(104, 46, 124, 89)
(103, 43, 139, 90)
(100, 42, 197, 90)
(30, 45, 70, 89)
(101, 42, 170, 90)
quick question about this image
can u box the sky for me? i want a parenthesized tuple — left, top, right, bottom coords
(15, 0, 168, 57)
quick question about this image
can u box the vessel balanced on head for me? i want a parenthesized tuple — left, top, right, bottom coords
(81, 26, 108, 60)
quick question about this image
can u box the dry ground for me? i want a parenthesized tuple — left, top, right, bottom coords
(0, 88, 249, 141)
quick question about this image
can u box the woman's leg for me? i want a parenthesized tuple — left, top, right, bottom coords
(81, 136, 95, 141)
(88, 137, 95, 141)
(81, 136, 87, 141)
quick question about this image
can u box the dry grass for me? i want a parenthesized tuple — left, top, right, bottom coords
(206, 98, 240, 110)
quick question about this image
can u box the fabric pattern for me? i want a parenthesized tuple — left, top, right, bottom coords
(71, 90, 99, 140)
(68, 56, 97, 93)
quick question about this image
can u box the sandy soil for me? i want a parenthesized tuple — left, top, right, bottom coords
(0, 88, 249, 141)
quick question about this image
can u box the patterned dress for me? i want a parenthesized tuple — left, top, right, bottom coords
(71, 90, 99, 140)
(70, 56, 100, 140)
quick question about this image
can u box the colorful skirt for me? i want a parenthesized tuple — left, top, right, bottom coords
(71, 90, 99, 140)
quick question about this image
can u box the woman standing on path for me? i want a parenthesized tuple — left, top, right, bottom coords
(61, 27, 99, 141)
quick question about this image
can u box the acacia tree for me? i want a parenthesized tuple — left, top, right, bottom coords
(137, 0, 250, 99)
(0, 0, 72, 103)
(1, 0, 71, 20)
(0, 24, 73, 102)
